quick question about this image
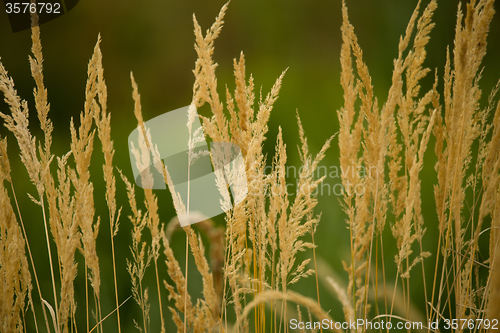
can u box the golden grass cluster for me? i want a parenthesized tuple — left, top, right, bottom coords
(336, 0, 500, 327)
(0, 0, 499, 332)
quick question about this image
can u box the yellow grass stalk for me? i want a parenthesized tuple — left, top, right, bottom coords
(237, 290, 343, 333)
(130, 72, 166, 333)
(338, 0, 441, 325)
(0, 43, 59, 333)
(432, 0, 497, 322)
(0, 137, 34, 333)
(69, 35, 103, 332)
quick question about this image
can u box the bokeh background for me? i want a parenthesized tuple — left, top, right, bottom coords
(1, 0, 499, 331)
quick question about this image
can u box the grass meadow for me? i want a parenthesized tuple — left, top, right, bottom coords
(1, 0, 500, 332)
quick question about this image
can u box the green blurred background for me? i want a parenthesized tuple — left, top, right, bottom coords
(1, 0, 499, 331)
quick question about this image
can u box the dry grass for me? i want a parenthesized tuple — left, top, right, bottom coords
(0, 0, 499, 332)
